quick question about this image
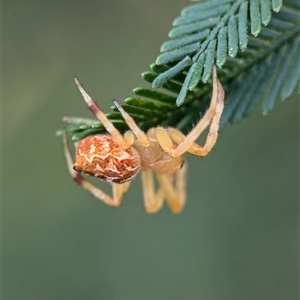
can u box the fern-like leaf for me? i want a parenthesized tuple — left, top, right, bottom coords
(57, 0, 300, 141)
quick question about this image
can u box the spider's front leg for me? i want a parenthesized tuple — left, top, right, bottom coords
(141, 170, 164, 213)
(155, 66, 225, 158)
(62, 131, 131, 207)
(156, 162, 187, 213)
(140, 163, 187, 214)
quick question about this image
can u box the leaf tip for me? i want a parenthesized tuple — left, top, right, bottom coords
(55, 129, 63, 136)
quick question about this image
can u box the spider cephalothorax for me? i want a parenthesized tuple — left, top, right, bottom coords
(62, 66, 224, 213)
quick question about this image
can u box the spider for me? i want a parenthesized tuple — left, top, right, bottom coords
(62, 66, 225, 213)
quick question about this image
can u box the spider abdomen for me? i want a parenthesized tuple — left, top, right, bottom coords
(73, 135, 140, 183)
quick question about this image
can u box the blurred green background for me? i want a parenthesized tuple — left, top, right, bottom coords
(3, 1, 299, 299)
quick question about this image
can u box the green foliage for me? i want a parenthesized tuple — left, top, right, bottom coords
(57, 0, 300, 141)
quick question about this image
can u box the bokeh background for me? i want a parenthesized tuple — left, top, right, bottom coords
(3, 1, 299, 299)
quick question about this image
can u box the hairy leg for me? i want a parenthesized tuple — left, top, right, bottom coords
(141, 170, 164, 213)
(74, 77, 130, 149)
(156, 163, 187, 213)
(155, 66, 225, 157)
(112, 100, 151, 147)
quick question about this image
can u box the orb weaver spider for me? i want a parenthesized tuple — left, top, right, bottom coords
(62, 66, 224, 213)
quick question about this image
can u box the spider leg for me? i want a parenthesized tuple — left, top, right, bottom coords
(155, 66, 225, 157)
(156, 162, 187, 213)
(141, 170, 164, 213)
(74, 77, 130, 149)
(62, 131, 130, 206)
(167, 124, 220, 156)
(113, 181, 131, 203)
(112, 100, 151, 147)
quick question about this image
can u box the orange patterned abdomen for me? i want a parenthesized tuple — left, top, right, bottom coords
(73, 135, 140, 183)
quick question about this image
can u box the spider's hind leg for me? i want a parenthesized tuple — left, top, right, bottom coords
(74, 77, 130, 149)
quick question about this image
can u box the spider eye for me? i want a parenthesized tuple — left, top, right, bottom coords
(73, 135, 140, 183)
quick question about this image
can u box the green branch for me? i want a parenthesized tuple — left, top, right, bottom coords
(57, 0, 300, 141)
